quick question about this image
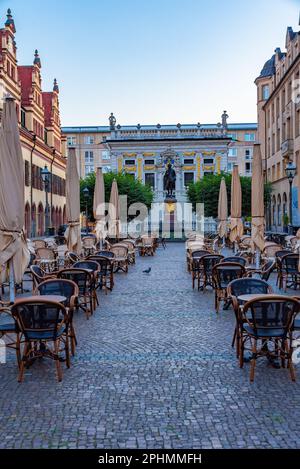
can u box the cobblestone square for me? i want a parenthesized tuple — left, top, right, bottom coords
(1, 243, 300, 449)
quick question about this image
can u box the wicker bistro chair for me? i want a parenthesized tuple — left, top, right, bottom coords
(35, 247, 58, 273)
(11, 299, 70, 382)
(240, 295, 300, 382)
(36, 279, 79, 356)
(58, 269, 95, 319)
(212, 262, 246, 313)
(82, 236, 97, 257)
(94, 250, 115, 259)
(227, 278, 273, 358)
(275, 250, 292, 288)
(72, 261, 100, 309)
(188, 249, 210, 273)
(120, 240, 136, 264)
(65, 252, 81, 267)
(280, 254, 300, 291)
(30, 265, 57, 290)
(33, 239, 47, 250)
(190, 250, 210, 287)
(200, 254, 224, 291)
(221, 256, 247, 267)
(262, 243, 282, 262)
(88, 256, 114, 292)
(246, 260, 276, 282)
(110, 245, 129, 273)
(0, 306, 21, 366)
(140, 237, 155, 257)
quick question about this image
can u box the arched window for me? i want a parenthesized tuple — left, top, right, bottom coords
(31, 203, 36, 238)
(37, 203, 44, 236)
(272, 195, 276, 227)
(24, 203, 30, 237)
(277, 194, 282, 226)
(283, 192, 287, 217)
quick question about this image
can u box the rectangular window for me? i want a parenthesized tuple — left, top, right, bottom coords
(227, 133, 237, 140)
(245, 149, 252, 159)
(245, 162, 252, 173)
(144, 159, 155, 165)
(184, 159, 194, 165)
(21, 109, 26, 128)
(244, 133, 255, 142)
(67, 136, 77, 146)
(145, 173, 155, 189)
(228, 148, 237, 157)
(85, 165, 94, 176)
(102, 165, 111, 174)
(102, 150, 110, 160)
(84, 136, 94, 145)
(227, 162, 233, 172)
(24, 161, 29, 186)
(124, 159, 135, 165)
(184, 172, 194, 187)
(85, 151, 94, 163)
(262, 85, 270, 100)
(203, 158, 214, 164)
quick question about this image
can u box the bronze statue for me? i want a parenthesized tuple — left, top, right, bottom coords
(163, 163, 176, 198)
(109, 113, 116, 131)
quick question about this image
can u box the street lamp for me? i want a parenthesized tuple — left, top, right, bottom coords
(41, 165, 51, 236)
(83, 187, 89, 234)
(285, 161, 297, 235)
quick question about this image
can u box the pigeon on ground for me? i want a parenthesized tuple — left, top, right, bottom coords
(142, 267, 151, 274)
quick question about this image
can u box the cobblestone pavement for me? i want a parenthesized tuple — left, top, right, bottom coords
(1, 243, 300, 449)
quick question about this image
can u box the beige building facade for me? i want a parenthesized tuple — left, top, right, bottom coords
(62, 117, 257, 191)
(0, 9, 67, 237)
(256, 19, 300, 231)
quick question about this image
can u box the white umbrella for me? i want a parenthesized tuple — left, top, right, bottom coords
(93, 167, 107, 246)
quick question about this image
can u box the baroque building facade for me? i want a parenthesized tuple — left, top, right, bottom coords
(62, 116, 257, 204)
(255, 17, 300, 231)
(0, 9, 67, 237)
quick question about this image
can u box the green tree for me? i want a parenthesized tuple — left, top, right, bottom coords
(80, 171, 154, 220)
(187, 172, 272, 218)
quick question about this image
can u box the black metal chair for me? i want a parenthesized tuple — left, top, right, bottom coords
(11, 299, 70, 382)
(94, 251, 115, 259)
(190, 250, 210, 286)
(58, 268, 95, 319)
(275, 250, 292, 288)
(212, 262, 246, 313)
(228, 278, 273, 358)
(66, 252, 81, 266)
(240, 295, 300, 381)
(246, 260, 276, 282)
(36, 279, 79, 356)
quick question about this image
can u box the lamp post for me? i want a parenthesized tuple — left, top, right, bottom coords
(285, 161, 297, 235)
(83, 187, 89, 235)
(41, 165, 51, 236)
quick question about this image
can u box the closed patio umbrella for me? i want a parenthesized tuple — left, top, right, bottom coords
(251, 144, 265, 259)
(93, 167, 107, 245)
(230, 165, 243, 245)
(108, 178, 120, 240)
(64, 148, 81, 254)
(218, 177, 228, 240)
(0, 97, 30, 302)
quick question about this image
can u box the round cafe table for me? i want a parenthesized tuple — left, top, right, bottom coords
(237, 293, 289, 305)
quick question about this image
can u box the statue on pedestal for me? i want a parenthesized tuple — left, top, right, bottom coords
(163, 163, 176, 199)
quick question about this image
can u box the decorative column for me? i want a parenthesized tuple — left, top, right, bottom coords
(137, 156, 143, 181)
(117, 155, 123, 173)
(216, 155, 221, 175)
(196, 155, 201, 181)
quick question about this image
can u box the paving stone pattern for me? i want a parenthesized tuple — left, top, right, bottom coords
(0, 243, 300, 448)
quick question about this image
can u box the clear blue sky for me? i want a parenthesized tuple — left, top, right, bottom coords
(1, 0, 300, 126)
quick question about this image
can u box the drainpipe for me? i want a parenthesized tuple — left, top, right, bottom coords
(30, 133, 37, 238)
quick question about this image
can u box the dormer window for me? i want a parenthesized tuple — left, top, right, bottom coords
(262, 84, 270, 100)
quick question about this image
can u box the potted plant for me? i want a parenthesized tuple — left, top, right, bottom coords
(282, 214, 289, 233)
